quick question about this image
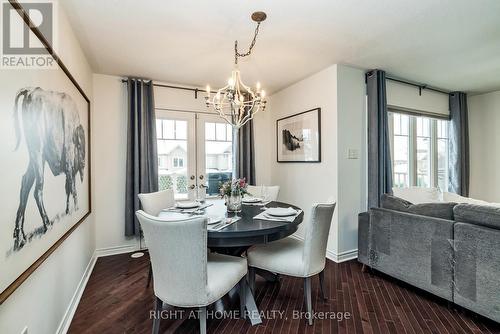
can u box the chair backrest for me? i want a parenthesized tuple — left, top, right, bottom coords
(138, 189, 175, 216)
(135, 210, 208, 306)
(302, 202, 336, 275)
(247, 185, 281, 201)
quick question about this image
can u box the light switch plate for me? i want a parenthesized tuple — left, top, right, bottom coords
(348, 149, 359, 159)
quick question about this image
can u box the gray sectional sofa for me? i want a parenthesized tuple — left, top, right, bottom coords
(358, 194, 500, 324)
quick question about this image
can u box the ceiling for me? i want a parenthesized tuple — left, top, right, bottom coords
(62, 0, 500, 94)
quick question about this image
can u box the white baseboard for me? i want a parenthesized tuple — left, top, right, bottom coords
(94, 244, 138, 257)
(56, 251, 97, 334)
(56, 244, 139, 334)
(327, 248, 358, 262)
(289, 234, 358, 263)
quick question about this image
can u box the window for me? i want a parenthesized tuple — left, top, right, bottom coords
(389, 112, 449, 190)
(173, 157, 184, 168)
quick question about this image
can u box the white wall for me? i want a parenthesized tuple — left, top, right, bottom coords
(92, 74, 136, 251)
(0, 2, 95, 334)
(468, 90, 500, 202)
(336, 65, 367, 256)
(266, 64, 367, 260)
(267, 65, 340, 254)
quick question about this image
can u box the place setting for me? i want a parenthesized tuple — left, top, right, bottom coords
(158, 201, 213, 220)
(253, 206, 302, 222)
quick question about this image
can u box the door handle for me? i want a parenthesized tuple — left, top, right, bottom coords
(189, 184, 196, 190)
(199, 184, 208, 189)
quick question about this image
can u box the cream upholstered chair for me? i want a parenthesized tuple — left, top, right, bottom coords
(138, 189, 175, 216)
(136, 211, 248, 334)
(246, 185, 280, 201)
(138, 189, 175, 287)
(247, 202, 336, 325)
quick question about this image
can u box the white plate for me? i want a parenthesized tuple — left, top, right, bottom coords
(266, 207, 297, 217)
(242, 197, 262, 203)
(176, 201, 200, 209)
(207, 215, 223, 225)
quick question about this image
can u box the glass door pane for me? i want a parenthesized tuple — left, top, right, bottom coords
(416, 117, 431, 187)
(156, 111, 196, 200)
(197, 115, 233, 197)
(392, 113, 410, 188)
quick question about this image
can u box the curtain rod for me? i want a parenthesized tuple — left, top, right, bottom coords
(121, 79, 218, 98)
(385, 76, 449, 96)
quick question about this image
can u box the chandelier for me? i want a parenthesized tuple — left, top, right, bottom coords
(205, 11, 267, 129)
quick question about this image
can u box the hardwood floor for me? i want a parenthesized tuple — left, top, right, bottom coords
(69, 252, 500, 334)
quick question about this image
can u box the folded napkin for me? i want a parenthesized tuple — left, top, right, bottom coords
(207, 216, 241, 231)
(253, 208, 302, 222)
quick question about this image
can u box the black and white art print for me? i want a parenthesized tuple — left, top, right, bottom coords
(0, 6, 90, 303)
(277, 108, 321, 162)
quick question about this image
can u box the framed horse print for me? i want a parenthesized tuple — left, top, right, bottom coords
(0, 1, 91, 303)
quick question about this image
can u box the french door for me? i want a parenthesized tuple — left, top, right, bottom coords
(156, 111, 233, 200)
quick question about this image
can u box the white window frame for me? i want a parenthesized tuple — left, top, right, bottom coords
(389, 110, 449, 190)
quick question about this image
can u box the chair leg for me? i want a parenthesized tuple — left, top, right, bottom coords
(304, 277, 313, 326)
(239, 277, 247, 319)
(248, 267, 256, 293)
(152, 296, 162, 334)
(319, 270, 327, 301)
(147, 262, 153, 288)
(199, 306, 207, 334)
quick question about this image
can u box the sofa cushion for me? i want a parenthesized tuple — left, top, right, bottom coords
(443, 192, 500, 207)
(381, 194, 456, 220)
(392, 187, 442, 204)
(453, 204, 500, 229)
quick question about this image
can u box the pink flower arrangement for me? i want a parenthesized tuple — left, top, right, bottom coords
(219, 178, 249, 198)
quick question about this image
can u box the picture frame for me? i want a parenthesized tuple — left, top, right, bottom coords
(276, 108, 321, 163)
(0, 1, 92, 304)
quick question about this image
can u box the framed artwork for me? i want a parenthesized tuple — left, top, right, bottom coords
(0, 1, 91, 303)
(276, 108, 321, 163)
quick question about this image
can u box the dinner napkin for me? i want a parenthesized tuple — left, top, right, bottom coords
(207, 216, 241, 231)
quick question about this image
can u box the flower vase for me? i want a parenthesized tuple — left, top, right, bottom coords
(226, 193, 242, 213)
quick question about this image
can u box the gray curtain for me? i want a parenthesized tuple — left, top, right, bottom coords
(125, 78, 158, 236)
(237, 120, 256, 185)
(366, 69, 393, 208)
(448, 92, 469, 196)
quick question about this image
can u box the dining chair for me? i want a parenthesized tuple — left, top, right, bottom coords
(138, 189, 175, 216)
(246, 185, 280, 201)
(246, 202, 336, 325)
(135, 211, 248, 334)
(138, 189, 175, 287)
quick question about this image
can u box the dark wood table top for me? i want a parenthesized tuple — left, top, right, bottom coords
(203, 199, 304, 247)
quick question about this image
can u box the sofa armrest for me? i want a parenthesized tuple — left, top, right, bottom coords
(358, 212, 370, 265)
(368, 207, 454, 301)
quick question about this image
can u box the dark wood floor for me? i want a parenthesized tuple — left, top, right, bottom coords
(69, 252, 500, 334)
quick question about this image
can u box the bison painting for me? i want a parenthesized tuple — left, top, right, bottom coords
(12, 87, 86, 250)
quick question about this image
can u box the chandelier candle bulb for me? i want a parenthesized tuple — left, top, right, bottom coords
(206, 85, 210, 98)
